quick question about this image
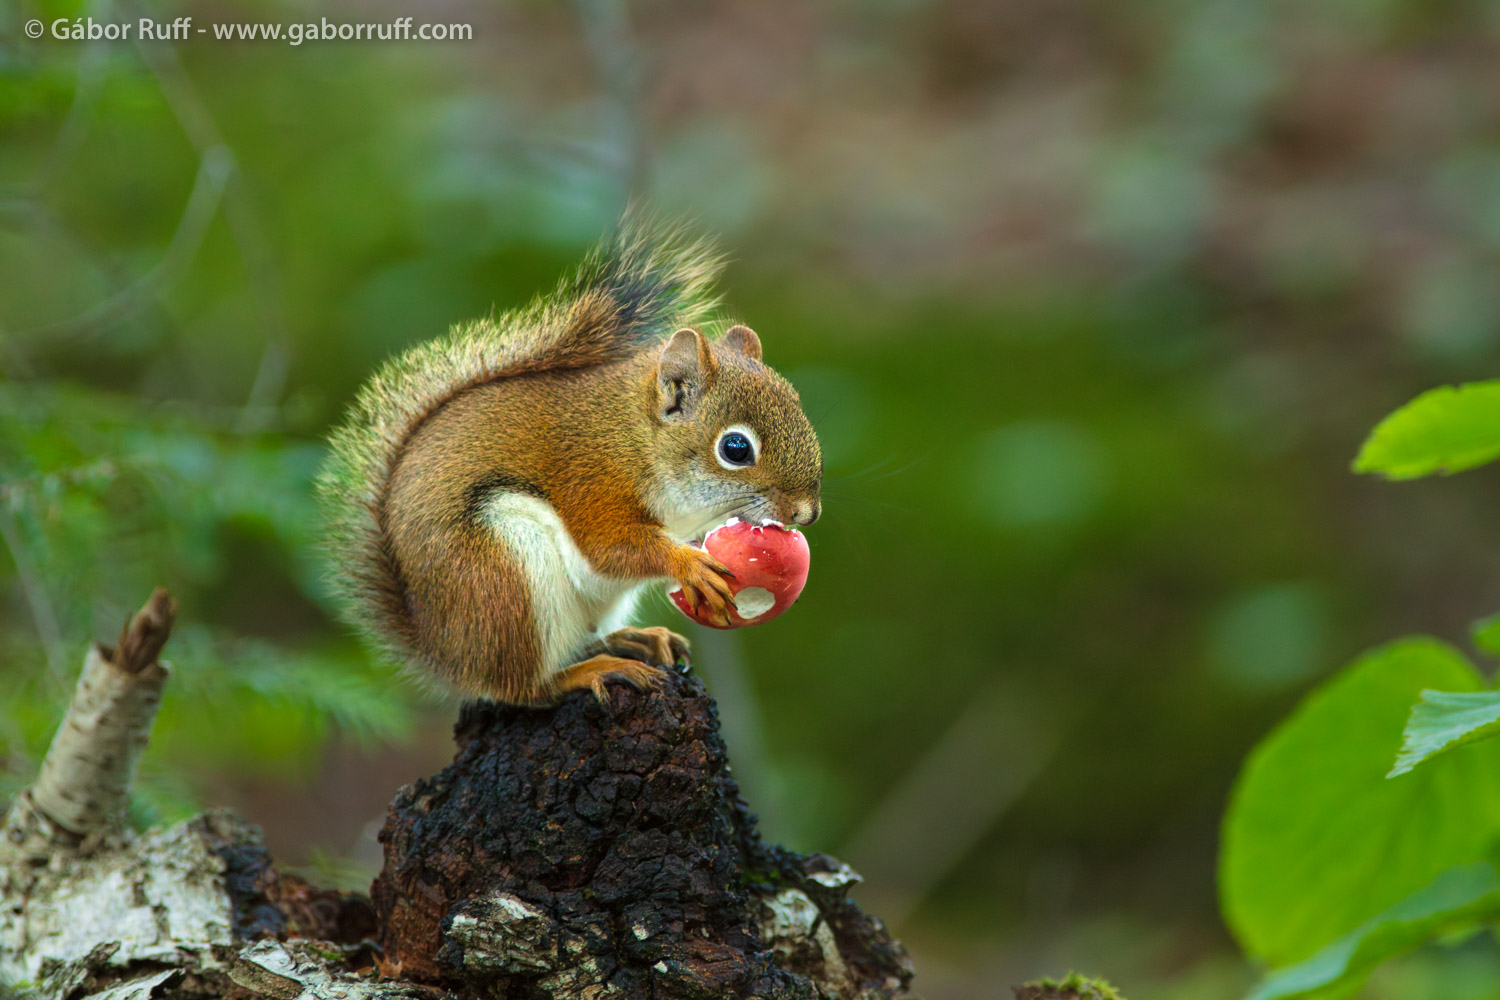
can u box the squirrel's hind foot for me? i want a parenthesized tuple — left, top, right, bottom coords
(585, 626, 691, 668)
(550, 654, 666, 705)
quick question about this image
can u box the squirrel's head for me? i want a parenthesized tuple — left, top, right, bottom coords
(649, 326, 822, 540)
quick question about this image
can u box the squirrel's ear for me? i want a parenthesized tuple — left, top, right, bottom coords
(658, 329, 715, 420)
(722, 325, 762, 361)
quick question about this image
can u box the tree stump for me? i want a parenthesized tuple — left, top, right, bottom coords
(372, 668, 915, 1000)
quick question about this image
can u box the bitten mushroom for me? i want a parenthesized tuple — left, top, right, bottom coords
(670, 518, 810, 629)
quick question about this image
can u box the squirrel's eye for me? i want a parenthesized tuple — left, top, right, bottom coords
(717, 430, 756, 468)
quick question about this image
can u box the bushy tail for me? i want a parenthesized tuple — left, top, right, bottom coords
(315, 212, 724, 668)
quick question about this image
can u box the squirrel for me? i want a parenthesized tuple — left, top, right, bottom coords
(317, 216, 823, 705)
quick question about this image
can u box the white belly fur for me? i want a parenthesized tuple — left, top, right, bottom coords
(479, 492, 649, 678)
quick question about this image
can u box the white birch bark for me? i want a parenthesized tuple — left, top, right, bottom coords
(0, 811, 424, 1000)
(26, 643, 167, 840)
(3, 588, 174, 854)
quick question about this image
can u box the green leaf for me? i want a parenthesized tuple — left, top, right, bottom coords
(1246, 863, 1500, 1000)
(1390, 690, 1500, 777)
(1353, 381, 1500, 480)
(1473, 613, 1500, 657)
(1220, 638, 1500, 967)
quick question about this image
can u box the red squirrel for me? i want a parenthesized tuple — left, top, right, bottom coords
(317, 217, 823, 704)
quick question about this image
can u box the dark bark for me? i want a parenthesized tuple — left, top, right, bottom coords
(372, 668, 915, 1000)
(209, 813, 377, 946)
(106, 588, 176, 677)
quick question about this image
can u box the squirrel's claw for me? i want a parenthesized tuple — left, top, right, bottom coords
(682, 579, 735, 627)
(673, 548, 739, 626)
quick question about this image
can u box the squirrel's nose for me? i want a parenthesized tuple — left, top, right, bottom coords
(792, 500, 820, 525)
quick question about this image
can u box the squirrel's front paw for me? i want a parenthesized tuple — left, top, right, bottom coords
(671, 547, 737, 627)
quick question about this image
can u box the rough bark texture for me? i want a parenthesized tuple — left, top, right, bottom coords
(371, 669, 915, 1000)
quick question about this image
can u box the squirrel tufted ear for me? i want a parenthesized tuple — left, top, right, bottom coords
(657, 329, 715, 420)
(722, 325, 763, 361)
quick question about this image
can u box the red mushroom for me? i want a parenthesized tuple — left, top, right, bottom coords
(670, 518, 811, 629)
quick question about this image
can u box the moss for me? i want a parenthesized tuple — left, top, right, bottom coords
(1014, 971, 1126, 1000)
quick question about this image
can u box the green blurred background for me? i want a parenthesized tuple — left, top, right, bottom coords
(6, 0, 1500, 996)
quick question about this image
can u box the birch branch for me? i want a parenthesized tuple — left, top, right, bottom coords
(2, 588, 175, 859)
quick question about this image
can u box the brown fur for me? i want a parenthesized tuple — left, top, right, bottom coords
(380, 321, 821, 704)
(320, 217, 757, 702)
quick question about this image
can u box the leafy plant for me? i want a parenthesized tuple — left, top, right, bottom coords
(1354, 382, 1500, 480)
(1222, 379, 1500, 997)
(0, 383, 414, 825)
(1390, 690, 1500, 778)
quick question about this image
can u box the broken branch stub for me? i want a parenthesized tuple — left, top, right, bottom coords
(26, 588, 176, 843)
(106, 586, 176, 676)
